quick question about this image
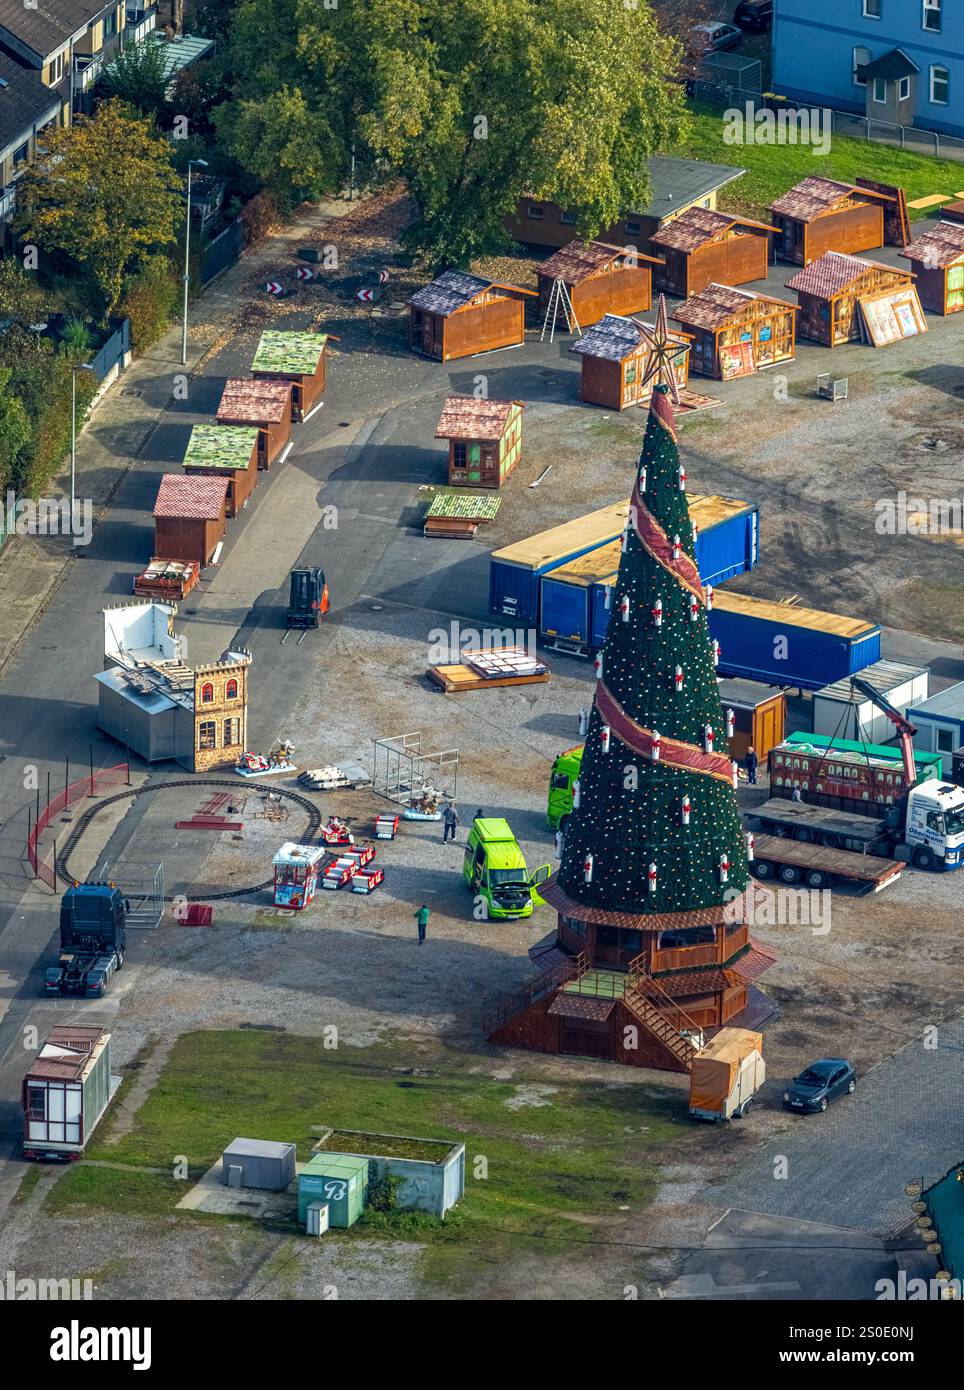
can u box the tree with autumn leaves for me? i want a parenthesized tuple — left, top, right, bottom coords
(16, 101, 181, 325)
(556, 386, 750, 919)
(216, 0, 690, 266)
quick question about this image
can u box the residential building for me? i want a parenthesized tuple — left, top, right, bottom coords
(772, 0, 964, 138)
(0, 3, 160, 240)
(0, 51, 61, 248)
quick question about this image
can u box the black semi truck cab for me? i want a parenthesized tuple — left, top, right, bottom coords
(46, 884, 127, 998)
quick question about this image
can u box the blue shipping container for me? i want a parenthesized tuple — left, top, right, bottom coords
(540, 497, 759, 650)
(489, 502, 630, 626)
(710, 593, 881, 690)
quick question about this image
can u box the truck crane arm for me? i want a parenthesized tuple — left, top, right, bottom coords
(849, 677, 918, 786)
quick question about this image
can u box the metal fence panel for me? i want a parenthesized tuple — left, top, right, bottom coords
(201, 219, 245, 285)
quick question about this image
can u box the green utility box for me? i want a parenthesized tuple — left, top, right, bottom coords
(298, 1153, 369, 1229)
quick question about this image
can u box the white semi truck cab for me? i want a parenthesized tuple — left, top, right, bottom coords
(903, 782, 964, 871)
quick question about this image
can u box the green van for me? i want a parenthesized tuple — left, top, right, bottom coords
(462, 818, 550, 920)
(547, 745, 584, 830)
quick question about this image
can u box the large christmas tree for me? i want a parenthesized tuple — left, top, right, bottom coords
(556, 384, 750, 917)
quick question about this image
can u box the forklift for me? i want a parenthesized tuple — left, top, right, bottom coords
(282, 567, 330, 644)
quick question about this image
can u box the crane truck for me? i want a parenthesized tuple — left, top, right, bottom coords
(45, 884, 127, 998)
(749, 678, 964, 874)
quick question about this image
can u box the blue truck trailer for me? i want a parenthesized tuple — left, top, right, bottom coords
(489, 501, 631, 626)
(710, 593, 881, 690)
(513, 495, 758, 649)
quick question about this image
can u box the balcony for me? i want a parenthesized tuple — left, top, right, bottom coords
(125, 3, 159, 45)
(72, 53, 104, 94)
(0, 184, 17, 223)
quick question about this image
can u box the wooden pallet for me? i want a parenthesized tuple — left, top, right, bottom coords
(427, 663, 551, 693)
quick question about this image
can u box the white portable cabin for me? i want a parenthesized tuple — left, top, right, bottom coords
(812, 661, 928, 747)
(22, 1026, 116, 1159)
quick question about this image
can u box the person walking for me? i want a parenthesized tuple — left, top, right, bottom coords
(442, 801, 459, 842)
(414, 904, 430, 944)
(475, 808, 484, 822)
(745, 745, 758, 785)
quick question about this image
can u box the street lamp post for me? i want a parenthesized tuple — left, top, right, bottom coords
(181, 158, 209, 366)
(70, 363, 96, 514)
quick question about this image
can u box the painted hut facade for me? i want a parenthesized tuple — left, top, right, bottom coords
(672, 283, 797, 380)
(900, 221, 964, 315)
(182, 424, 259, 518)
(649, 208, 774, 298)
(96, 600, 251, 773)
(769, 176, 893, 265)
(786, 252, 915, 347)
(216, 379, 292, 469)
(570, 314, 690, 411)
(408, 271, 535, 361)
(251, 330, 332, 422)
(434, 396, 524, 489)
(536, 241, 658, 327)
(153, 474, 228, 568)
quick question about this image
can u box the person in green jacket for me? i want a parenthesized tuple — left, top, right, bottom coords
(414, 904, 430, 944)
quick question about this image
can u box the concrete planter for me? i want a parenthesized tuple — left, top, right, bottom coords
(314, 1128, 465, 1217)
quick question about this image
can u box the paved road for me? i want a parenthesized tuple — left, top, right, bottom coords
(707, 1013, 964, 1234)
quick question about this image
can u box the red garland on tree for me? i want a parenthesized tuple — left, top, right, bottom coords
(553, 384, 750, 916)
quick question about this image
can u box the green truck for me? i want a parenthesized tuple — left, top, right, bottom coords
(462, 818, 549, 920)
(547, 746, 584, 831)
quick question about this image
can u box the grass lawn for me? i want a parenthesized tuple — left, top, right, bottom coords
(676, 104, 964, 221)
(45, 1030, 683, 1293)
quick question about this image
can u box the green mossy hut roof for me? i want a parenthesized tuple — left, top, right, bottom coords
(183, 424, 259, 471)
(251, 330, 329, 376)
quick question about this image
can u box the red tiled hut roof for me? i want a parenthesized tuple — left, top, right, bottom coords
(154, 474, 229, 520)
(434, 395, 522, 441)
(673, 282, 797, 331)
(900, 220, 964, 268)
(217, 377, 291, 425)
(770, 176, 867, 222)
(785, 250, 907, 298)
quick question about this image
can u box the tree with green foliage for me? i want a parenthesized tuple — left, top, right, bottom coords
(218, 0, 688, 264)
(16, 100, 182, 324)
(0, 367, 31, 498)
(556, 385, 749, 917)
(215, 85, 342, 204)
(102, 36, 170, 120)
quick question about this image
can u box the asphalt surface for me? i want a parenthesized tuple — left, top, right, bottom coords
(705, 1012, 964, 1234)
(0, 225, 962, 1235)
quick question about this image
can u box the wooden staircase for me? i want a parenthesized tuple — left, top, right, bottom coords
(622, 958, 703, 1070)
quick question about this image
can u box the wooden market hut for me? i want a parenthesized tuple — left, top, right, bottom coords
(153, 474, 228, 568)
(716, 678, 786, 765)
(899, 220, 964, 315)
(408, 270, 535, 361)
(535, 241, 659, 327)
(434, 396, 524, 489)
(768, 176, 898, 265)
(649, 208, 775, 298)
(216, 379, 292, 469)
(785, 251, 916, 347)
(569, 314, 690, 411)
(672, 283, 797, 380)
(251, 330, 335, 422)
(182, 424, 259, 518)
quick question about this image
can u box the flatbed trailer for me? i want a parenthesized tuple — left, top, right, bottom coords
(748, 833, 903, 892)
(747, 797, 893, 853)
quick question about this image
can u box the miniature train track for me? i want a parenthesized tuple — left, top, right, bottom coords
(57, 778, 323, 903)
